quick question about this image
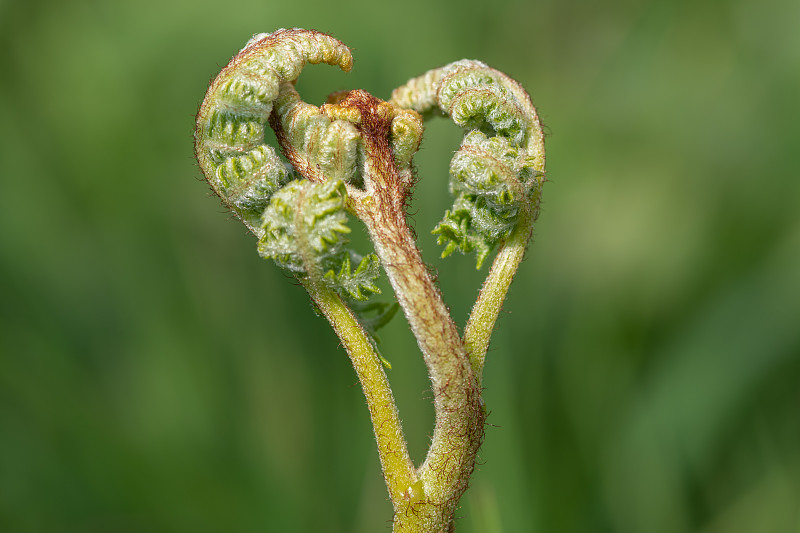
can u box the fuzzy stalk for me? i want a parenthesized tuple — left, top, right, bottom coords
(329, 90, 485, 532)
(302, 279, 416, 506)
(463, 201, 535, 384)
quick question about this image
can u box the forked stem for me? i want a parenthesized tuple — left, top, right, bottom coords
(329, 90, 484, 531)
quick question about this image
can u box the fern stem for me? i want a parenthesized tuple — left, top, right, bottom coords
(303, 280, 416, 505)
(463, 201, 535, 384)
(337, 91, 484, 531)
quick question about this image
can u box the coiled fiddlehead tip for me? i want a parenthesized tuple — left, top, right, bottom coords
(239, 28, 354, 73)
(194, 29, 353, 237)
(195, 29, 382, 303)
(258, 179, 381, 301)
(391, 60, 546, 268)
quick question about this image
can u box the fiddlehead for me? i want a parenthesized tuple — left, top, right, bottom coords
(391, 60, 546, 268)
(436, 129, 541, 267)
(195, 29, 383, 302)
(269, 82, 362, 185)
(258, 178, 381, 301)
(194, 28, 353, 237)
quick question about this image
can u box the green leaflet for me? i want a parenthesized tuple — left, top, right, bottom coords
(258, 179, 381, 301)
(324, 253, 382, 301)
(433, 196, 493, 269)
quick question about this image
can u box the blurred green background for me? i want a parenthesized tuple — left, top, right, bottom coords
(1, 0, 798, 531)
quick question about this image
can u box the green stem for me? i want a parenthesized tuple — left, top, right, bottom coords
(463, 203, 535, 385)
(303, 280, 416, 505)
(340, 93, 485, 531)
(356, 180, 484, 533)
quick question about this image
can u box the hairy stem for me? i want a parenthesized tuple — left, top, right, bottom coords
(334, 91, 485, 531)
(303, 279, 416, 504)
(463, 204, 534, 384)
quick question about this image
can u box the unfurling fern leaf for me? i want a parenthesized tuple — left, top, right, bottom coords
(195, 28, 354, 237)
(391, 60, 546, 268)
(433, 130, 542, 268)
(258, 179, 381, 301)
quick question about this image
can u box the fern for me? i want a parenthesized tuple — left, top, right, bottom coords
(195, 29, 547, 531)
(433, 130, 542, 268)
(392, 60, 546, 268)
(258, 179, 381, 301)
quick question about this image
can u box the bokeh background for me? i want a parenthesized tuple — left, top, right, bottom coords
(1, 0, 798, 531)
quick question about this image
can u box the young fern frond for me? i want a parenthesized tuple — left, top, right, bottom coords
(435, 130, 543, 267)
(195, 29, 384, 303)
(195, 28, 546, 532)
(390, 59, 547, 386)
(195, 28, 353, 236)
(391, 60, 546, 268)
(258, 178, 381, 300)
